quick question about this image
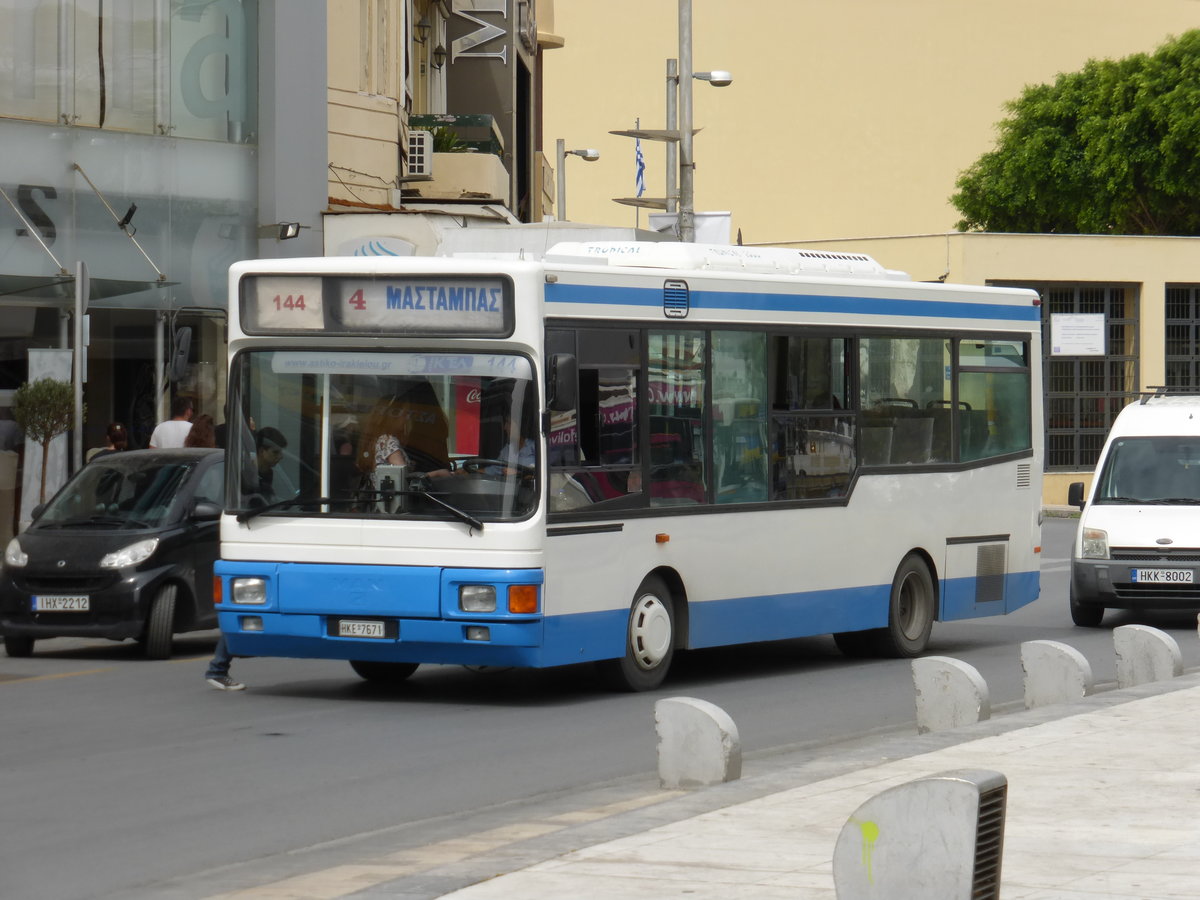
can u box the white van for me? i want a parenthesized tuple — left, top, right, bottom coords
(1067, 391, 1200, 626)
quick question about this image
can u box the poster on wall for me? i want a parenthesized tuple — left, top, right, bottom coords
(1050, 313, 1106, 356)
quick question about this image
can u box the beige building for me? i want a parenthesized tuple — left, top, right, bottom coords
(541, 1, 1200, 504)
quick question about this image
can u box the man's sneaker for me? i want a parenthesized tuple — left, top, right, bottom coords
(206, 675, 245, 691)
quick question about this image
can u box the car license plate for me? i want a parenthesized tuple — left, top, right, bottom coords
(1131, 568, 1194, 584)
(337, 619, 386, 638)
(34, 595, 90, 611)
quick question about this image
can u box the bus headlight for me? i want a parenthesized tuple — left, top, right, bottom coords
(100, 538, 159, 569)
(1081, 527, 1109, 559)
(459, 585, 496, 613)
(231, 577, 268, 605)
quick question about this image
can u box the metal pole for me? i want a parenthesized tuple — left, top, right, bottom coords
(73, 261, 88, 473)
(556, 138, 567, 221)
(666, 59, 678, 216)
(677, 0, 695, 242)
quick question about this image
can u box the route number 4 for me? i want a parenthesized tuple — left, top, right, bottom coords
(347, 289, 366, 311)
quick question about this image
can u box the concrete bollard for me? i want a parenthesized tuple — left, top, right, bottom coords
(1020, 640, 1094, 709)
(1113, 624, 1182, 688)
(833, 769, 1007, 900)
(654, 696, 741, 789)
(911, 656, 990, 734)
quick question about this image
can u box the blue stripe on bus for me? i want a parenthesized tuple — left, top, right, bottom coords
(218, 566, 1039, 668)
(544, 282, 1041, 323)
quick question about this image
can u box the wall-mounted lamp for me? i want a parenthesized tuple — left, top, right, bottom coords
(414, 17, 431, 44)
(431, 43, 447, 69)
(256, 222, 303, 240)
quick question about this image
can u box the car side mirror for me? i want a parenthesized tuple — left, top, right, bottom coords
(547, 353, 577, 412)
(1067, 481, 1086, 510)
(193, 500, 222, 521)
(30, 504, 45, 521)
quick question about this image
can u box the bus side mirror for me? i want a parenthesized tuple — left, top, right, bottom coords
(547, 353, 577, 412)
(1067, 481, 1086, 510)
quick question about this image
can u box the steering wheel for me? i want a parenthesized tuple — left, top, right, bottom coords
(454, 456, 535, 477)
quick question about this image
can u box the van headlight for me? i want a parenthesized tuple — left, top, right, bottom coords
(1081, 527, 1109, 559)
(100, 538, 159, 569)
(3, 538, 27, 568)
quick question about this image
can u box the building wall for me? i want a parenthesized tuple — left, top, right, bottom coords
(541, 1, 1200, 243)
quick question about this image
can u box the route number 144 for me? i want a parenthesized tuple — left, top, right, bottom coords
(273, 294, 307, 310)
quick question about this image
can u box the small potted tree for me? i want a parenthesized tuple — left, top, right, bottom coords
(12, 378, 77, 504)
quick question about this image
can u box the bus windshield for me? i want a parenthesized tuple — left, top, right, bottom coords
(228, 349, 539, 522)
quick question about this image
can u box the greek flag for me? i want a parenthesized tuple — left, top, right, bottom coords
(635, 137, 646, 198)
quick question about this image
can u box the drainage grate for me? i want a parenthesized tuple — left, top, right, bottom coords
(972, 782, 1007, 899)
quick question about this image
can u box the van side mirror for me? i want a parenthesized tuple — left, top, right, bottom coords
(547, 353, 577, 412)
(1067, 482, 1086, 510)
(193, 500, 222, 521)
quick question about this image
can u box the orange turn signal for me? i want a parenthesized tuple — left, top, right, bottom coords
(212, 575, 223, 605)
(508, 584, 539, 614)
(655, 533, 670, 544)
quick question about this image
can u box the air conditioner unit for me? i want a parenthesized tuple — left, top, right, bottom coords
(408, 129, 434, 176)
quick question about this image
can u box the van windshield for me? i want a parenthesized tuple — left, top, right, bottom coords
(1094, 437, 1200, 504)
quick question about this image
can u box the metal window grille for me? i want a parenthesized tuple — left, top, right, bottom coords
(1165, 285, 1200, 389)
(993, 282, 1139, 471)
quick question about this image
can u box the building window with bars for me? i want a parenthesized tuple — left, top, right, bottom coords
(1165, 285, 1200, 389)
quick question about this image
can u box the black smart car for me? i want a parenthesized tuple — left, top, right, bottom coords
(0, 449, 223, 659)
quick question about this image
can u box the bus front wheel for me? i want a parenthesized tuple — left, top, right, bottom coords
(350, 660, 420, 684)
(597, 576, 675, 692)
(871, 554, 935, 657)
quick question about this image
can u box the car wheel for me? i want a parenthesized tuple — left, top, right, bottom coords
(4, 635, 34, 658)
(596, 575, 675, 692)
(349, 660, 419, 684)
(1069, 584, 1105, 627)
(143, 584, 177, 660)
(870, 554, 935, 658)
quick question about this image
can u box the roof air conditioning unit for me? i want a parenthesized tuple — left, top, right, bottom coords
(408, 130, 434, 177)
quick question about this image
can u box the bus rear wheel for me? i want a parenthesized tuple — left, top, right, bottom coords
(870, 554, 935, 657)
(597, 576, 675, 692)
(350, 660, 419, 684)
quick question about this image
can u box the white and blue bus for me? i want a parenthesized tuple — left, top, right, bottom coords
(215, 242, 1042, 690)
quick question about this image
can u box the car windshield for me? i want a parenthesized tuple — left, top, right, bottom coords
(1095, 437, 1200, 504)
(36, 457, 197, 529)
(228, 350, 539, 522)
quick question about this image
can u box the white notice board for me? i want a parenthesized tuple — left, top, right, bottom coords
(1051, 313, 1106, 356)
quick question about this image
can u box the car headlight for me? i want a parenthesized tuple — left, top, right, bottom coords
(100, 538, 159, 569)
(231, 577, 268, 605)
(4, 538, 27, 568)
(1081, 527, 1109, 560)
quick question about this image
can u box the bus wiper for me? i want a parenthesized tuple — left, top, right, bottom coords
(236, 494, 359, 523)
(404, 488, 484, 532)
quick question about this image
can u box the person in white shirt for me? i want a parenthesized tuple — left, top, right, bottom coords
(149, 397, 194, 448)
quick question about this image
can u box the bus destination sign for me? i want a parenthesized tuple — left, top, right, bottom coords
(243, 275, 511, 336)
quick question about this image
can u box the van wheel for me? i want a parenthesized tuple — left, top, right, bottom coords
(597, 576, 675, 692)
(143, 584, 177, 660)
(350, 660, 419, 684)
(870, 555, 935, 657)
(1069, 586, 1105, 627)
(4, 635, 34, 657)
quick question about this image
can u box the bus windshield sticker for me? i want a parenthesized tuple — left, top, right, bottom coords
(269, 351, 532, 380)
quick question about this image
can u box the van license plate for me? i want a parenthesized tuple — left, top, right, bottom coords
(34, 595, 89, 611)
(1131, 569, 1193, 584)
(337, 619, 386, 638)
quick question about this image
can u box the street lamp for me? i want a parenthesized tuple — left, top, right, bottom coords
(556, 138, 600, 221)
(611, 0, 731, 241)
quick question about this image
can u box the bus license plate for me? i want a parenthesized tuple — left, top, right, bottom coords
(34, 595, 90, 611)
(337, 619, 386, 638)
(1131, 568, 1193, 584)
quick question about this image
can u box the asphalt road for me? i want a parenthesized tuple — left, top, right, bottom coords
(3, 516, 1198, 899)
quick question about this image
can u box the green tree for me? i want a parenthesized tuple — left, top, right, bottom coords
(12, 378, 77, 503)
(952, 30, 1200, 235)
